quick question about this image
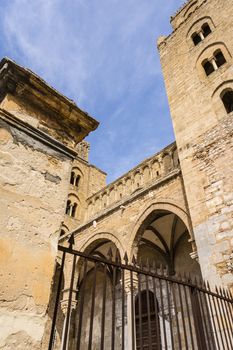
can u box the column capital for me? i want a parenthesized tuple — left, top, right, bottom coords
(60, 298, 77, 314)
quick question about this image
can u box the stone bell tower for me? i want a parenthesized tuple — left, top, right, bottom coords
(158, 0, 233, 288)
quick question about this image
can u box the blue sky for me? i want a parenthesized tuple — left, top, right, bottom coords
(0, 0, 185, 182)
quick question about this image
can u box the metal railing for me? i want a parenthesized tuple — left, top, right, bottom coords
(48, 243, 233, 350)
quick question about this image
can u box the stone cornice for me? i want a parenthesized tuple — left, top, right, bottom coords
(0, 108, 77, 159)
(0, 57, 99, 143)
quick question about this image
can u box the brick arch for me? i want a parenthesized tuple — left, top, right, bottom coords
(128, 199, 192, 260)
(78, 232, 125, 260)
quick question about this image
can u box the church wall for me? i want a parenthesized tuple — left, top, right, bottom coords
(86, 143, 178, 220)
(66, 172, 189, 262)
(62, 157, 107, 233)
(158, 0, 233, 289)
(0, 116, 73, 349)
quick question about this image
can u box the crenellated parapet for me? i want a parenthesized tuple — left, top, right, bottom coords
(86, 143, 179, 219)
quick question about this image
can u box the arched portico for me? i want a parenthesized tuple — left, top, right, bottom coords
(78, 231, 125, 260)
(128, 200, 200, 277)
(72, 236, 122, 350)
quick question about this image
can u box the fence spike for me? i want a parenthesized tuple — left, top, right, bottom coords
(215, 285, 219, 294)
(152, 260, 156, 270)
(68, 233, 75, 248)
(115, 250, 119, 263)
(107, 247, 113, 261)
(138, 257, 143, 270)
(188, 272, 192, 283)
(194, 276, 198, 287)
(146, 258, 150, 270)
(132, 255, 137, 267)
(123, 252, 129, 265)
(160, 264, 164, 276)
(207, 281, 211, 291)
(203, 280, 207, 290)
(199, 277, 204, 288)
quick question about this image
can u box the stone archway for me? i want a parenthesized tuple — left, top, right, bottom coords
(78, 232, 125, 261)
(128, 201, 200, 277)
(69, 237, 122, 350)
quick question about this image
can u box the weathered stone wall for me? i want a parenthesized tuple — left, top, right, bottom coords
(0, 114, 72, 349)
(158, 0, 233, 288)
(0, 58, 98, 349)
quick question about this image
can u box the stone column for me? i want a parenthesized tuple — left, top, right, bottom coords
(211, 57, 218, 71)
(59, 254, 79, 350)
(199, 31, 205, 40)
(60, 299, 77, 350)
(124, 271, 138, 350)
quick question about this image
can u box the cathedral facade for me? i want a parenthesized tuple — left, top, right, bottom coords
(0, 0, 232, 349)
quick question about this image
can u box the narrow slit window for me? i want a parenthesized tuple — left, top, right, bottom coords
(75, 175, 80, 187)
(202, 23, 211, 38)
(221, 90, 233, 113)
(214, 50, 226, 68)
(70, 172, 75, 185)
(203, 60, 215, 76)
(66, 200, 72, 215)
(72, 203, 77, 218)
(192, 32, 202, 46)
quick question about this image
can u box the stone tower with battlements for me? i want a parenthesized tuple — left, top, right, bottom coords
(158, 0, 233, 288)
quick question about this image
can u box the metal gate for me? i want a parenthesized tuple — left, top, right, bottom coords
(48, 242, 233, 350)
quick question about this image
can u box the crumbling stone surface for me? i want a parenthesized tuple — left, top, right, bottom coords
(158, 0, 233, 288)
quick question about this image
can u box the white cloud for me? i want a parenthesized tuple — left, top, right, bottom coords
(2, 0, 184, 182)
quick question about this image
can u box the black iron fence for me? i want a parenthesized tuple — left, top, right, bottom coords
(48, 244, 233, 350)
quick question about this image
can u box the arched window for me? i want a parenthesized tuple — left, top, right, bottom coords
(192, 32, 201, 46)
(71, 203, 77, 218)
(221, 90, 233, 113)
(70, 172, 75, 185)
(191, 23, 212, 46)
(135, 290, 160, 350)
(75, 175, 80, 187)
(202, 23, 211, 38)
(214, 50, 226, 68)
(66, 200, 72, 215)
(202, 60, 214, 76)
(202, 49, 226, 77)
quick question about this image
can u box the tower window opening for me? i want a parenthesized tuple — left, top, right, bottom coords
(203, 60, 215, 76)
(202, 23, 211, 38)
(70, 172, 75, 185)
(191, 23, 212, 46)
(214, 50, 226, 68)
(192, 32, 202, 46)
(221, 90, 233, 114)
(71, 203, 77, 218)
(75, 175, 80, 187)
(66, 200, 72, 215)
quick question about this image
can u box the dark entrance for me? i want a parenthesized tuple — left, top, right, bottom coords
(135, 290, 161, 350)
